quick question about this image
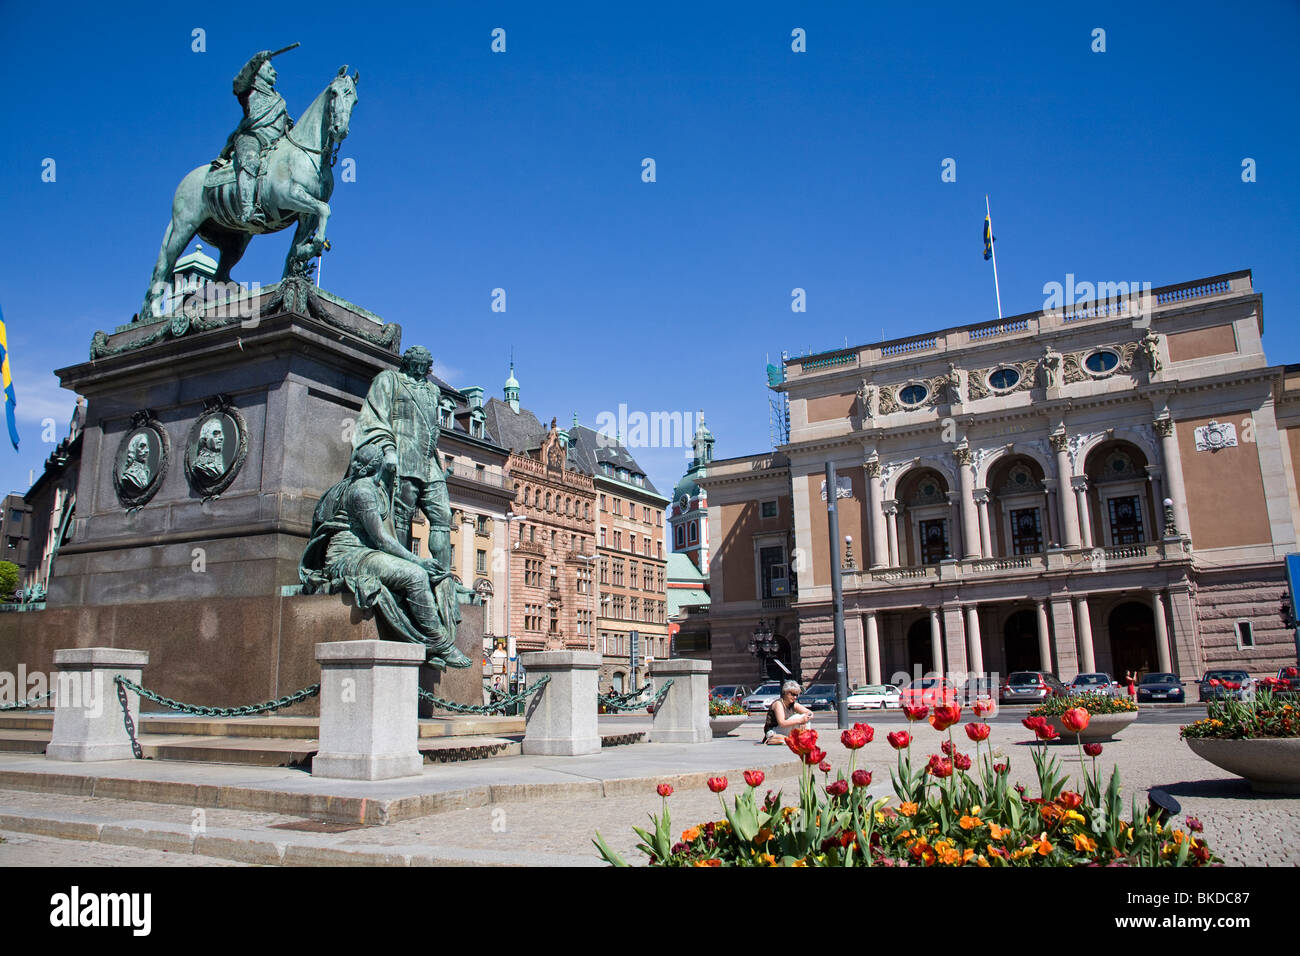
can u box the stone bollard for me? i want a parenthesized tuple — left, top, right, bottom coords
(649, 658, 711, 743)
(47, 647, 149, 762)
(520, 651, 601, 756)
(312, 640, 425, 781)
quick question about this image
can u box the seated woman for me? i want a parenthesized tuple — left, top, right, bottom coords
(761, 680, 813, 745)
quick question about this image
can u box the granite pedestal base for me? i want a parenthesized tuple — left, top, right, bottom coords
(46, 647, 149, 762)
(519, 651, 601, 756)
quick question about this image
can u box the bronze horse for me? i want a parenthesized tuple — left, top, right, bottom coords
(140, 67, 358, 321)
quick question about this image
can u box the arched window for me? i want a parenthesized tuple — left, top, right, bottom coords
(545, 492, 552, 510)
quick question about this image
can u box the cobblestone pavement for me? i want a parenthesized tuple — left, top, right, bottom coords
(0, 713, 1294, 866)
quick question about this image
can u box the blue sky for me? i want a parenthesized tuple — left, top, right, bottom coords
(1, 1, 1297, 500)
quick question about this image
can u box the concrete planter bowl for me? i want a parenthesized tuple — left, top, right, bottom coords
(1185, 737, 1300, 794)
(709, 714, 749, 738)
(1045, 711, 1138, 743)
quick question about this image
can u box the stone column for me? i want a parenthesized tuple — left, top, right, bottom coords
(1154, 417, 1190, 536)
(846, 613, 866, 686)
(46, 648, 149, 762)
(1074, 596, 1096, 673)
(649, 658, 711, 743)
(1072, 477, 1095, 549)
(1042, 479, 1061, 547)
(1151, 590, 1173, 674)
(974, 489, 993, 558)
(1035, 600, 1053, 673)
(929, 607, 945, 676)
(965, 604, 985, 676)
(865, 611, 882, 685)
(942, 605, 968, 676)
(884, 501, 900, 567)
(956, 447, 981, 560)
(1145, 466, 1164, 533)
(867, 459, 888, 569)
(1166, 587, 1198, 675)
(460, 513, 476, 586)
(1050, 597, 1079, 676)
(1051, 433, 1082, 548)
(313, 640, 426, 780)
(520, 650, 603, 754)
(946, 491, 964, 561)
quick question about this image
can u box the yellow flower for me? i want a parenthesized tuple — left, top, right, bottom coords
(874, 811, 886, 825)
(1074, 834, 1097, 853)
(682, 827, 701, 842)
(793, 858, 808, 867)
(1064, 810, 1086, 826)
(1125, 827, 1134, 842)
(959, 815, 984, 830)
(714, 820, 731, 831)
(976, 854, 990, 868)
(782, 807, 797, 819)
(760, 852, 777, 866)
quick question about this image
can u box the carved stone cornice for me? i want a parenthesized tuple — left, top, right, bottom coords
(1152, 417, 1175, 438)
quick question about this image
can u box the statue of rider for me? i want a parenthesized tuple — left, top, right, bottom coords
(221, 47, 297, 226)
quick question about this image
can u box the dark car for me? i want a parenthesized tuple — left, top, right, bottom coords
(1198, 669, 1251, 702)
(1136, 672, 1185, 703)
(1000, 671, 1069, 704)
(798, 683, 838, 711)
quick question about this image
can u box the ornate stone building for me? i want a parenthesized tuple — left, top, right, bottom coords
(568, 422, 669, 693)
(669, 415, 714, 572)
(703, 270, 1300, 686)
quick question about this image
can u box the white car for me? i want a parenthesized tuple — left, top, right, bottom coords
(742, 682, 783, 713)
(845, 684, 901, 710)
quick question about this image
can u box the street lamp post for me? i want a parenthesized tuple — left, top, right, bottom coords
(748, 617, 778, 683)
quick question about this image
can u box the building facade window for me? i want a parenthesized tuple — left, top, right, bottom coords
(761, 500, 778, 518)
(919, 519, 948, 564)
(1009, 508, 1043, 555)
(1107, 496, 1145, 545)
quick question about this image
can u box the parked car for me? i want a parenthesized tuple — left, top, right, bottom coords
(798, 683, 839, 711)
(709, 685, 751, 705)
(1198, 669, 1251, 702)
(742, 682, 783, 713)
(845, 684, 901, 710)
(962, 677, 999, 706)
(1000, 671, 1069, 704)
(899, 677, 958, 709)
(1067, 672, 1120, 697)
(1136, 672, 1185, 703)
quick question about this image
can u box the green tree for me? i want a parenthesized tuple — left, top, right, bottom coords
(0, 561, 19, 602)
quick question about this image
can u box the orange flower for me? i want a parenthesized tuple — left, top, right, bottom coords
(988, 823, 1010, 841)
(938, 846, 961, 866)
(1035, 834, 1054, 856)
(976, 854, 990, 867)
(1040, 804, 1064, 825)
(692, 859, 722, 867)
(1074, 834, 1097, 853)
(898, 801, 919, 817)
(1061, 707, 1091, 733)
(682, 827, 701, 842)
(754, 827, 773, 844)
(959, 815, 983, 830)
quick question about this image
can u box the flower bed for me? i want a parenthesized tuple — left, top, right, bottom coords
(1030, 692, 1138, 717)
(709, 700, 747, 718)
(595, 703, 1216, 867)
(1181, 689, 1300, 740)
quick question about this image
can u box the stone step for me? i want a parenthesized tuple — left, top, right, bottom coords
(0, 712, 525, 739)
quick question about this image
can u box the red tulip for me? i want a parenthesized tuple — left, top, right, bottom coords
(852, 722, 876, 743)
(841, 727, 870, 750)
(707, 776, 728, 793)
(803, 746, 827, 767)
(818, 759, 832, 774)
(743, 769, 765, 788)
(926, 754, 953, 778)
(887, 731, 911, 750)
(1036, 724, 1061, 742)
(903, 705, 929, 722)
(1058, 791, 1083, 810)
(1022, 716, 1047, 733)
(941, 739, 956, 756)
(656, 783, 673, 798)
(929, 705, 962, 731)
(1061, 708, 1091, 733)
(973, 699, 996, 717)
(1083, 743, 1103, 757)
(826, 779, 849, 797)
(785, 727, 818, 757)
(851, 769, 872, 788)
(954, 752, 972, 771)
(965, 722, 991, 743)
(993, 762, 1009, 774)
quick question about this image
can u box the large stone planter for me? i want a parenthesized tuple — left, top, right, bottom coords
(709, 714, 749, 738)
(1043, 710, 1138, 743)
(1186, 737, 1300, 794)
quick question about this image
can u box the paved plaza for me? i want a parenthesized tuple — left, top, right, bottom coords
(0, 707, 1295, 867)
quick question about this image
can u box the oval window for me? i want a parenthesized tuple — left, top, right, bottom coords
(989, 367, 1020, 390)
(899, 384, 928, 405)
(1085, 350, 1119, 374)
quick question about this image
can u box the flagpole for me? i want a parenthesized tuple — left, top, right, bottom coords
(986, 194, 1003, 319)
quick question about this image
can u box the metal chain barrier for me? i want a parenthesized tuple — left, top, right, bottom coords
(113, 676, 322, 760)
(598, 678, 674, 713)
(418, 675, 550, 715)
(0, 690, 55, 712)
(596, 681, 652, 708)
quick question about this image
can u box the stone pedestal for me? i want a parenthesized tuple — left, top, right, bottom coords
(312, 640, 425, 781)
(46, 647, 149, 761)
(649, 658, 711, 744)
(418, 604, 486, 715)
(519, 651, 601, 756)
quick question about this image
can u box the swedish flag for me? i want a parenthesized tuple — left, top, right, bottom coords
(983, 215, 994, 261)
(0, 306, 18, 450)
